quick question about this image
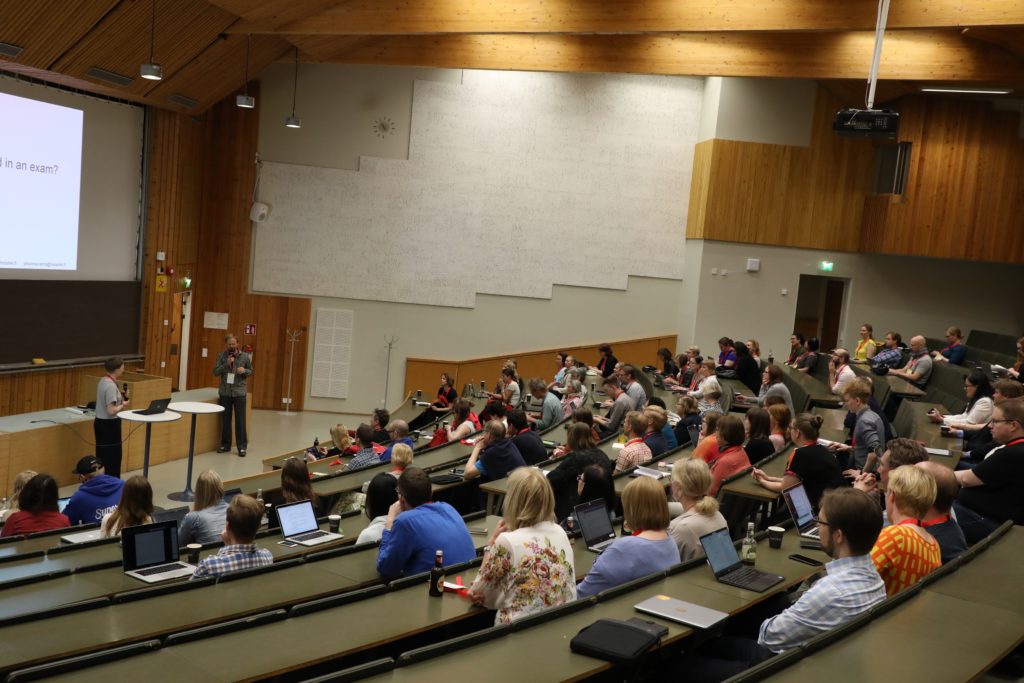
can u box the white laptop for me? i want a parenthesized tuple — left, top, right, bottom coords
(634, 595, 729, 630)
(60, 529, 104, 544)
(277, 499, 343, 547)
(122, 521, 196, 583)
(573, 499, 616, 554)
(782, 482, 820, 540)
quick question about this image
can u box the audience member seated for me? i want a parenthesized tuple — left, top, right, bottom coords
(747, 339, 762, 365)
(697, 386, 725, 418)
(179, 470, 228, 545)
(464, 420, 527, 483)
(388, 443, 414, 477)
(767, 404, 792, 453)
(680, 488, 885, 678)
(657, 347, 679, 377)
(281, 457, 320, 512)
(928, 369, 995, 429)
(577, 477, 678, 597)
(356, 473, 400, 545)
(1009, 337, 1023, 380)
(828, 348, 857, 396)
(785, 332, 806, 365)
(0, 470, 36, 524)
(871, 466, 941, 595)
(954, 399, 1024, 543)
(692, 413, 722, 464)
(482, 368, 521, 419)
(370, 408, 391, 444)
(915, 461, 967, 564)
(509, 409, 548, 466)
(549, 351, 571, 391)
(853, 323, 878, 362)
(642, 405, 669, 457)
(408, 373, 458, 432)
(526, 378, 563, 431)
(375, 421, 413, 464)
(64, 456, 123, 527)
(614, 411, 654, 474)
(469, 468, 576, 623)
(346, 424, 383, 472)
(708, 415, 751, 497)
(959, 379, 1024, 464)
(560, 379, 584, 418)
(716, 336, 738, 371)
(376, 467, 476, 577)
(685, 359, 719, 399)
(619, 364, 648, 410)
(933, 326, 967, 365)
(669, 355, 703, 390)
(669, 459, 728, 561)
(853, 437, 928, 503)
(869, 331, 903, 372)
(0, 473, 70, 537)
(751, 364, 795, 416)
(573, 464, 617, 528)
(753, 413, 845, 510)
(445, 398, 477, 442)
(888, 335, 933, 389)
(646, 397, 678, 449)
(673, 396, 702, 447)
(734, 342, 761, 395)
(548, 423, 613, 521)
(743, 407, 775, 462)
(830, 382, 884, 472)
(591, 343, 618, 379)
(191, 495, 272, 580)
(594, 377, 631, 436)
(841, 377, 894, 444)
(794, 337, 820, 374)
(312, 423, 353, 460)
(101, 475, 154, 537)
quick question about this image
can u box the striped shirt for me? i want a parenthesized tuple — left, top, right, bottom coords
(870, 524, 941, 596)
(191, 543, 273, 580)
(759, 554, 885, 652)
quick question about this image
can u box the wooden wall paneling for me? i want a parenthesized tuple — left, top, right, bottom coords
(686, 140, 714, 239)
(0, 363, 137, 418)
(0, 434, 10, 506)
(406, 361, 460, 402)
(8, 421, 95, 489)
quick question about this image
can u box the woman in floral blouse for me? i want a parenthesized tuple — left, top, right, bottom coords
(468, 467, 576, 624)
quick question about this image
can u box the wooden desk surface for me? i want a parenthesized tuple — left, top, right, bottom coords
(778, 364, 842, 407)
(850, 363, 925, 399)
(720, 447, 791, 503)
(811, 406, 848, 442)
(925, 527, 1024, 613)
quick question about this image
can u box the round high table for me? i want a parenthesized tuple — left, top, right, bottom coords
(116, 408, 182, 480)
(167, 401, 225, 502)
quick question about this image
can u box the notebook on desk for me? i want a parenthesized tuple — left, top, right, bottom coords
(122, 521, 196, 583)
(699, 528, 783, 593)
(277, 499, 342, 547)
(782, 482, 820, 540)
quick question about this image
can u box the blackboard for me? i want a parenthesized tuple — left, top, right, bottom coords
(0, 280, 140, 364)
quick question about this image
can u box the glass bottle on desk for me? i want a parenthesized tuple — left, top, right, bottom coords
(741, 522, 757, 565)
(429, 550, 445, 597)
(255, 488, 265, 524)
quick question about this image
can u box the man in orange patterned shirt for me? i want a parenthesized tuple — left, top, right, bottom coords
(870, 466, 941, 596)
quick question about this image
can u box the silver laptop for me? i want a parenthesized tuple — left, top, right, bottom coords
(634, 595, 729, 630)
(573, 499, 616, 554)
(699, 528, 784, 593)
(122, 521, 196, 583)
(277, 499, 343, 547)
(60, 528, 104, 544)
(782, 482, 820, 540)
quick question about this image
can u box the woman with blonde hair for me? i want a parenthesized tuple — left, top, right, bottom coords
(389, 443, 414, 476)
(577, 476, 679, 597)
(469, 468, 575, 624)
(669, 459, 728, 561)
(101, 475, 154, 537)
(0, 470, 37, 523)
(178, 470, 228, 545)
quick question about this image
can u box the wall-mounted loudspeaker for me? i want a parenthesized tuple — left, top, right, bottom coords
(249, 201, 270, 223)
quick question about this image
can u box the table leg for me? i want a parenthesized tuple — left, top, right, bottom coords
(143, 423, 152, 479)
(169, 414, 198, 502)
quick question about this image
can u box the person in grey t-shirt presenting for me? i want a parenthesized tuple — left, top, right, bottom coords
(94, 356, 129, 478)
(214, 334, 253, 457)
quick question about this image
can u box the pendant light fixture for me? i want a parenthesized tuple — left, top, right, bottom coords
(140, 0, 163, 81)
(236, 34, 255, 108)
(284, 47, 301, 128)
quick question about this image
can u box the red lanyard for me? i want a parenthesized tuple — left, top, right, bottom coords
(517, 428, 531, 436)
(895, 518, 920, 528)
(1004, 437, 1024, 448)
(642, 431, 657, 439)
(106, 375, 123, 399)
(920, 514, 950, 528)
(624, 438, 643, 448)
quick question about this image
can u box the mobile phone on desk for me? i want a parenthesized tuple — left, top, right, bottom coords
(788, 553, 824, 567)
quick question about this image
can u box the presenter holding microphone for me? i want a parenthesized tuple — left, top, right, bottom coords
(214, 334, 253, 457)
(94, 356, 129, 478)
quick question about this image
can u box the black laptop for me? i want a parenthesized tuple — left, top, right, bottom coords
(573, 499, 616, 554)
(699, 528, 784, 593)
(136, 398, 171, 416)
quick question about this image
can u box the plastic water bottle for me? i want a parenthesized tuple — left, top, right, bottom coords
(767, 350, 774, 365)
(255, 488, 264, 524)
(429, 550, 445, 597)
(741, 522, 757, 565)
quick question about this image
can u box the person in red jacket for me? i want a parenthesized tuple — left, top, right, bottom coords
(0, 474, 70, 537)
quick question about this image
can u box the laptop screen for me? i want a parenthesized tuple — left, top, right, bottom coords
(699, 528, 741, 576)
(57, 497, 71, 513)
(152, 506, 189, 526)
(122, 521, 180, 571)
(574, 499, 614, 546)
(783, 483, 815, 530)
(277, 500, 318, 537)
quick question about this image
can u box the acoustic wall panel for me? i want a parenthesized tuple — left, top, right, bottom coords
(310, 308, 353, 399)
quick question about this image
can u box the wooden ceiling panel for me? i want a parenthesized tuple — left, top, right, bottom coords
(0, 0, 119, 69)
(144, 33, 291, 111)
(206, 0, 347, 31)
(288, 35, 369, 62)
(52, 0, 237, 97)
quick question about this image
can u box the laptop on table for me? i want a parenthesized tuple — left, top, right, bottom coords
(276, 499, 343, 547)
(122, 520, 196, 583)
(698, 528, 784, 593)
(152, 505, 190, 526)
(136, 398, 171, 416)
(573, 499, 616, 554)
(782, 482, 820, 540)
(634, 595, 729, 629)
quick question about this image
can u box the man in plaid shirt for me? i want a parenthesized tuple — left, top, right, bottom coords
(869, 332, 904, 370)
(345, 424, 382, 472)
(192, 495, 272, 580)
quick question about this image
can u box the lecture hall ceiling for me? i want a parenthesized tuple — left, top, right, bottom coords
(0, 0, 1021, 112)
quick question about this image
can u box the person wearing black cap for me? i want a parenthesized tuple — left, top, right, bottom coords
(63, 456, 125, 527)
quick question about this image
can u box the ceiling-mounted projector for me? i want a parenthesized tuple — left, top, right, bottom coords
(833, 109, 899, 139)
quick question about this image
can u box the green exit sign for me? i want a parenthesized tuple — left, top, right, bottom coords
(819, 261, 834, 272)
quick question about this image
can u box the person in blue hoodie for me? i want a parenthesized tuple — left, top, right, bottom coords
(63, 456, 124, 526)
(379, 420, 415, 464)
(463, 420, 526, 483)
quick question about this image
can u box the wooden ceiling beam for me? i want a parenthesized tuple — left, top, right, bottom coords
(219, 0, 1024, 36)
(311, 30, 1024, 83)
